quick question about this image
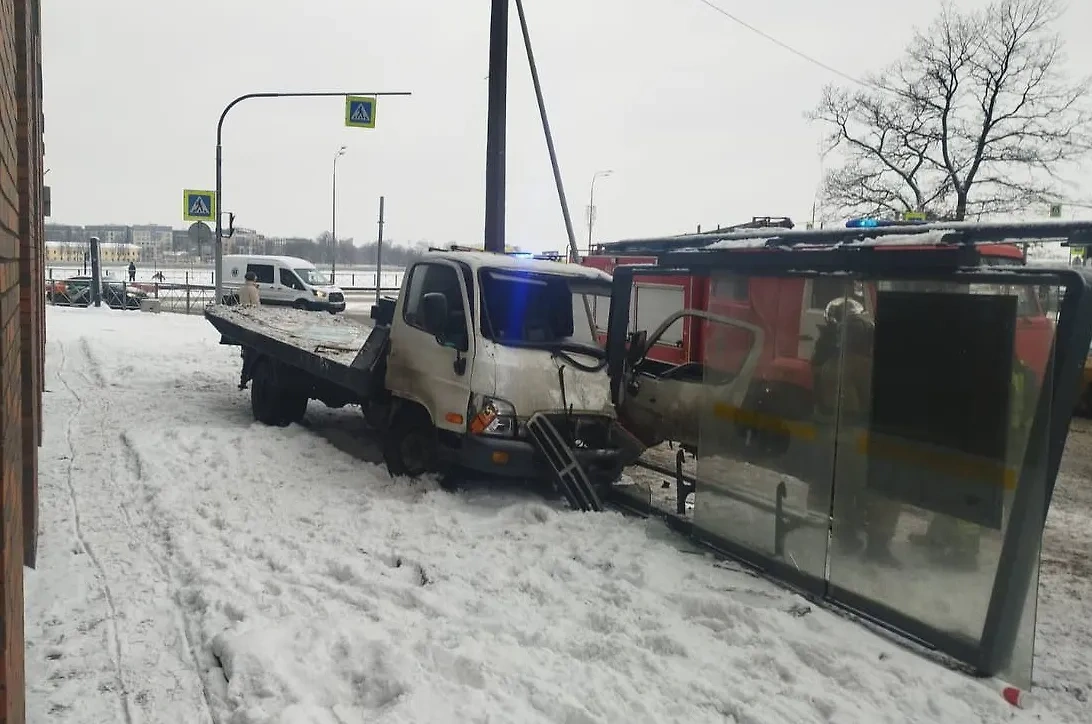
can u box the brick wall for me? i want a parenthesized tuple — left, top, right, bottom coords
(15, 0, 41, 572)
(0, 0, 43, 721)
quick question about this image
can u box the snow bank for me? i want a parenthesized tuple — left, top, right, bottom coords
(25, 305, 1088, 723)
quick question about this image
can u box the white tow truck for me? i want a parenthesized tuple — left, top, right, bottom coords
(205, 248, 645, 510)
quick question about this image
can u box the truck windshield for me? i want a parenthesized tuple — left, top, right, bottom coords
(294, 268, 329, 286)
(479, 268, 610, 354)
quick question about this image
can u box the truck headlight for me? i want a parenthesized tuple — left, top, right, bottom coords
(469, 395, 518, 437)
(312, 289, 328, 298)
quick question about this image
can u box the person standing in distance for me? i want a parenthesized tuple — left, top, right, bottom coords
(238, 270, 261, 306)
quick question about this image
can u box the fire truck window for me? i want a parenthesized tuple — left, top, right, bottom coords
(713, 275, 748, 301)
(634, 285, 684, 345)
(592, 296, 610, 333)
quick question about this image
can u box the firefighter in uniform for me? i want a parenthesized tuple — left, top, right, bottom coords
(812, 297, 901, 564)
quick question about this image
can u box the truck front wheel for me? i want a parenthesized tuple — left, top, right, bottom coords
(383, 405, 439, 478)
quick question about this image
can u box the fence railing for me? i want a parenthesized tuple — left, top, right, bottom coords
(44, 266, 405, 290)
(45, 270, 400, 316)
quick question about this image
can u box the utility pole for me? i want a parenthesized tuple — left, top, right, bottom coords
(332, 145, 347, 282)
(484, 0, 509, 253)
(376, 195, 385, 304)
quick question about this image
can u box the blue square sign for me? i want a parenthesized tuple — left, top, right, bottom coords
(345, 96, 377, 128)
(183, 189, 216, 221)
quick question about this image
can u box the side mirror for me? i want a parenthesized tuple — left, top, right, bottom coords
(421, 292, 449, 343)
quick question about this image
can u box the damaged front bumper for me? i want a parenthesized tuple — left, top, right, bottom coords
(449, 414, 645, 490)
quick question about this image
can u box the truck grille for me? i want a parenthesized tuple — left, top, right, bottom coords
(328, 292, 344, 303)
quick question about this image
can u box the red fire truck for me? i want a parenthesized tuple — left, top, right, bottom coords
(582, 218, 1055, 444)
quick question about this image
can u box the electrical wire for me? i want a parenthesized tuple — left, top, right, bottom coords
(688, 0, 874, 89)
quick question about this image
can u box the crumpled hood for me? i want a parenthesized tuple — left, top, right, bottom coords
(474, 341, 614, 418)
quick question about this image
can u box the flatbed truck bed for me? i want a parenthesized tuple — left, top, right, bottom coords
(206, 301, 394, 402)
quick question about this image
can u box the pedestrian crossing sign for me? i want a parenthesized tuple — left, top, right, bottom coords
(183, 189, 216, 222)
(345, 96, 377, 129)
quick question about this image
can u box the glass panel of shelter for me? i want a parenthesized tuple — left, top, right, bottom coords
(694, 272, 840, 587)
(687, 270, 1056, 683)
(826, 277, 1055, 689)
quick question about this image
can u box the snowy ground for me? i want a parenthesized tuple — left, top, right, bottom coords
(23, 306, 1091, 723)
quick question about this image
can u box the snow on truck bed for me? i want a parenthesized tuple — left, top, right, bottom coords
(24, 305, 1092, 724)
(209, 304, 374, 366)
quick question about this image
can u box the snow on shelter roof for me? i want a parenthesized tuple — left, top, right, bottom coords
(600, 219, 1092, 256)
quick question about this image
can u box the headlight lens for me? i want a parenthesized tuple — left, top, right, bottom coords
(469, 395, 518, 437)
(312, 289, 328, 298)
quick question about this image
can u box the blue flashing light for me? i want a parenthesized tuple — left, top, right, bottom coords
(846, 217, 881, 228)
(846, 217, 930, 228)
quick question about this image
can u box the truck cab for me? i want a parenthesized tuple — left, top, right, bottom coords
(380, 250, 631, 488)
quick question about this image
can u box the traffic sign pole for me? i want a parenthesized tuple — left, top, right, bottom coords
(212, 90, 412, 304)
(376, 195, 385, 304)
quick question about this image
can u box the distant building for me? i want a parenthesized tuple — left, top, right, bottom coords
(45, 241, 139, 265)
(45, 223, 85, 243)
(84, 224, 131, 245)
(130, 224, 173, 260)
(262, 236, 289, 252)
(44, 241, 88, 264)
(229, 227, 261, 254)
(100, 243, 141, 263)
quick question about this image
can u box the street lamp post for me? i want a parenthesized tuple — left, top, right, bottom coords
(331, 145, 347, 282)
(586, 169, 613, 253)
(213, 90, 411, 304)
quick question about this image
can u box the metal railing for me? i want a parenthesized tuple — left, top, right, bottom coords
(45, 270, 400, 316)
(44, 266, 406, 290)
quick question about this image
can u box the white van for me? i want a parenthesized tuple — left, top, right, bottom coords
(221, 255, 346, 313)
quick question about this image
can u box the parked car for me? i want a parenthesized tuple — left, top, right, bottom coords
(46, 275, 147, 310)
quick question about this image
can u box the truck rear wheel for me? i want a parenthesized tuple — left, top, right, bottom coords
(383, 405, 438, 478)
(250, 360, 307, 427)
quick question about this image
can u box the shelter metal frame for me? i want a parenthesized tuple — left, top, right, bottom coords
(602, 221, 1092, 677)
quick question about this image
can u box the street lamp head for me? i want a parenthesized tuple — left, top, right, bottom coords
(337, 145, 347, 157)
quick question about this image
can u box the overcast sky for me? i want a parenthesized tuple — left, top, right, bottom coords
(42, 0, 1092, 252)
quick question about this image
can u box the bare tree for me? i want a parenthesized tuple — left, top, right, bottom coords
(810, 0, 1090, 221)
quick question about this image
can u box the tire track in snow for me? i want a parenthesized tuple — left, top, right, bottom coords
(66, 338, 218, 724)
(117, 431, 219, 724)
(54, 340, 135, 724)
